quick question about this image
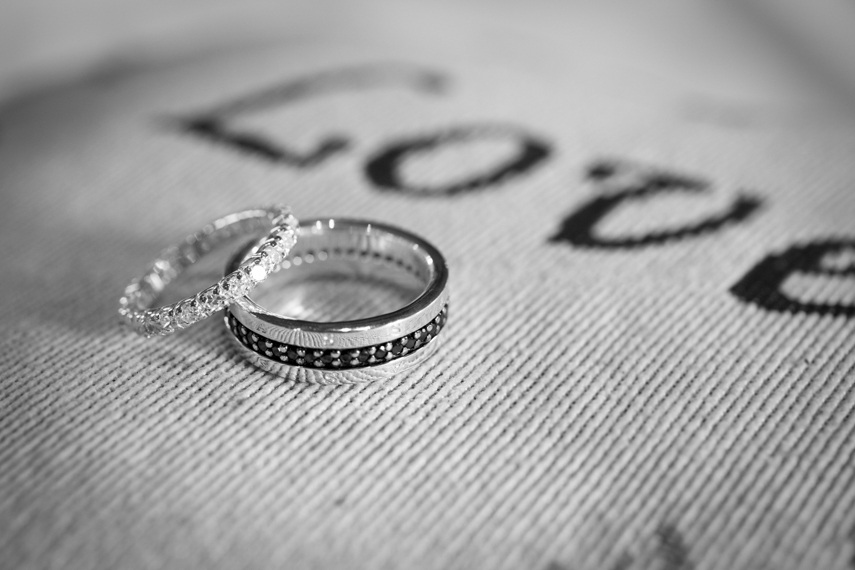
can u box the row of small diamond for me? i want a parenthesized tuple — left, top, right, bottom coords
(227, 305, 449, 369)
(119, 207, 298, 337)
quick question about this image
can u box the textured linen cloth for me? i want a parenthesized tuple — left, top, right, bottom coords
(1, 1, 854, 569)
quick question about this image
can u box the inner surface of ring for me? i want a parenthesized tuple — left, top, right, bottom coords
(248, 224, 433, 322)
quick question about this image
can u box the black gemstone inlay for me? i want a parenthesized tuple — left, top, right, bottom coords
(228, 305, 449, 370)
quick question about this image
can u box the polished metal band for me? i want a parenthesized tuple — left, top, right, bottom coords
(225, 218, 450, 383)
(119, 206, 298, 337)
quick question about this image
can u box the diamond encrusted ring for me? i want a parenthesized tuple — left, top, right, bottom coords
(119, 206, 298, 337)
(224, 219, 450, 384)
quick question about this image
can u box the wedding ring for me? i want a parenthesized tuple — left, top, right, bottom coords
(224, 218, 450, 384)
(119, 206, 299, 336)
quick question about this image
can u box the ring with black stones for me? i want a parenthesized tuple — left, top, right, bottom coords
(224, 218, 450, 384)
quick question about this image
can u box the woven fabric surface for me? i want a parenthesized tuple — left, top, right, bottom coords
(1, 1, 854, 569)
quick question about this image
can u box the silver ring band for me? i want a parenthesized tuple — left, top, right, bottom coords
(224, 218, 450, 384)
(119, 206, 298, 336)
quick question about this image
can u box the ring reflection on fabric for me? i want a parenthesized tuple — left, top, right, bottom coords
(224, 219, 450, 384)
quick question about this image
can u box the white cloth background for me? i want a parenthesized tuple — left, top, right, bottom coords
(1, 1, 854, 569)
